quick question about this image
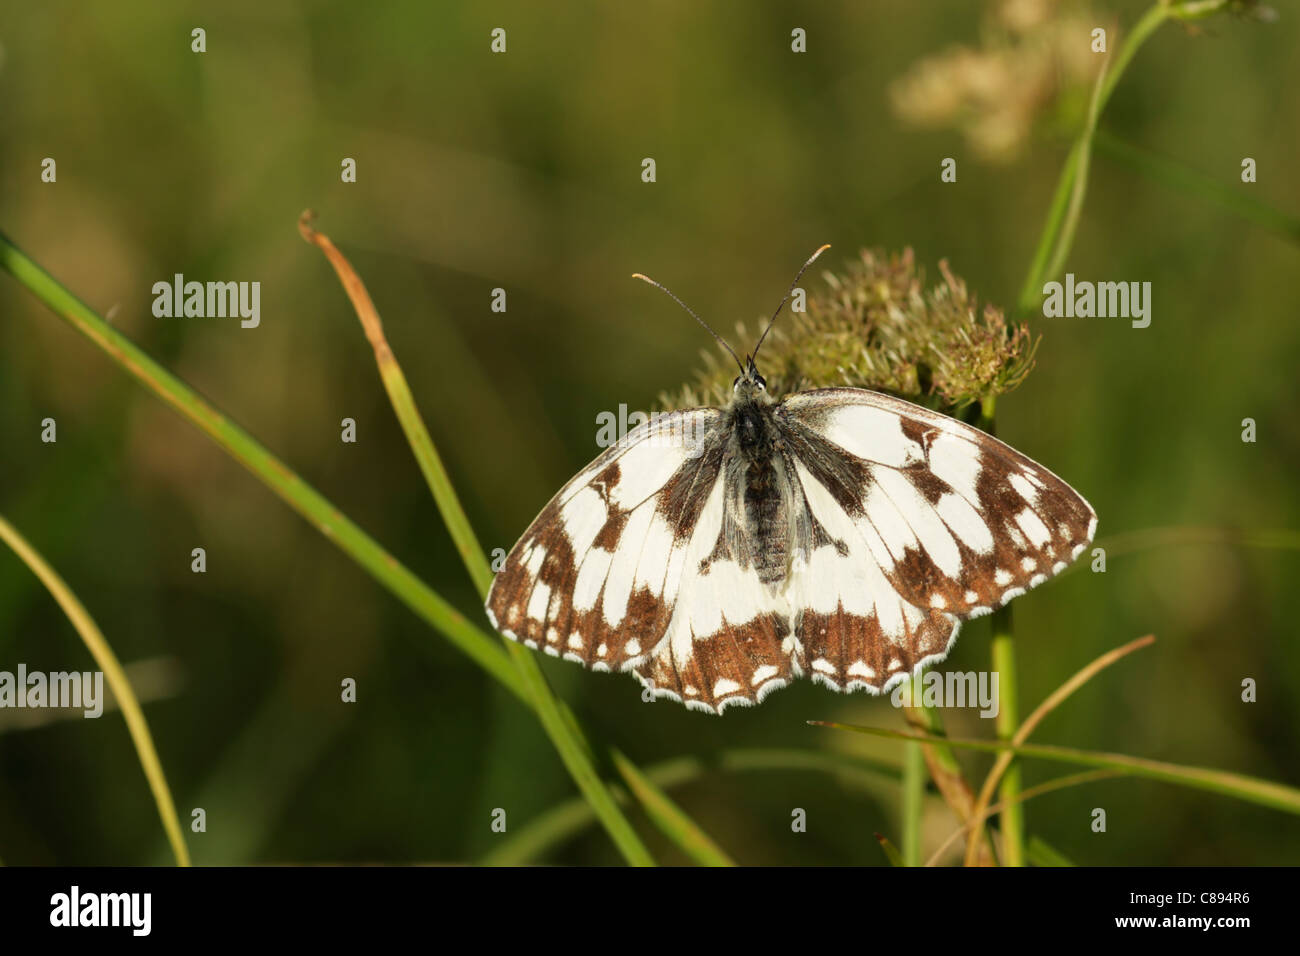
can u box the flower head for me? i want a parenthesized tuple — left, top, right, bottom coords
(662, 249, 1036, 416)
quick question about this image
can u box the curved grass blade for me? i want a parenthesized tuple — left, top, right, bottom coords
(0, 229, 526, 702)
(298, 212, 655, 867)
(811, 723, 1300, 816)
(963, 634, 1156, 866)
(925, 769, 1123, 866)
(1017, 3, 1173, 311)
(1094, 131, 1300, 244)
(0, 514, 190, 866)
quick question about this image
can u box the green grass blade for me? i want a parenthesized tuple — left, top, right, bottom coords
(514, 658, 655, 865)
(1026, 836, 1075, 867)
(812, 723, 1300, 816)
(927, 770, 1123, 866)
(299, 214, 655, 867)
(0, 514, 190, 866)
(1094, 131, 1300, 243)
(0, 230, 526, 702)
(1017, 3, 1172, 311)
(874, 833, 905, 867)
(482, 748, 901, 865)
(611, 749, 736, 866)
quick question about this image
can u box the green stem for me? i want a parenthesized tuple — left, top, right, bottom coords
(901, 738, 925, 866)
(900, 670, 926, 866)
(989, 617, 1023, 866)
(1017, 3, 1173, 312)
(977, 399, 1023, 866)
(1017, 140, 1083, 314)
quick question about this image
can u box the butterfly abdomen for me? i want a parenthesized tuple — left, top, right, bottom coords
(728, 396, 794, 586)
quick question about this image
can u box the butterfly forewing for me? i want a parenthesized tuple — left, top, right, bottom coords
(776, 388, 1096, 693)
(487, 408, 724, 676)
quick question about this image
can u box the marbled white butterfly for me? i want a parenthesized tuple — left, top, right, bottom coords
(486, 247, 1096, 714)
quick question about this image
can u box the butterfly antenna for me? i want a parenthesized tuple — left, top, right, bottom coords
(631, 272, 745, 375)
(752, 243, 831, 363)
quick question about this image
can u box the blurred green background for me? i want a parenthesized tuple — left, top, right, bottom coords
(1, 0, 1297, 865)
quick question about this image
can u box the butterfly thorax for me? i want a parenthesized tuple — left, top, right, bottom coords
(724, 382, 797, 588)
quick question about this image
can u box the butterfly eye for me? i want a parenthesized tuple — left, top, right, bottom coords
(755, 375, 767, 391)
(732, 376, 741, 390)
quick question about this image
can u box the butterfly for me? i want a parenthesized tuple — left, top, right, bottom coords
(485, 246, 1096, 714)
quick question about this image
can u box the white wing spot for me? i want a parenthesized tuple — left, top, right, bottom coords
(821, 405, 922, 467)
(713, 678, 742, 696)
(624, 639, 642, 656)
(1015, 508, 1052, 548)
(848, 661, 875, 679)
(1009, 472, 1039, 505)
(811, 658, 836, 675)
(1021, 556, 1037, 572)
(527, 583, 552, 622)
(928, 433, 983, 505)
(994, 568, 1013, 586)
(752, 664, 779, 685)
(935, 493, 994, 553)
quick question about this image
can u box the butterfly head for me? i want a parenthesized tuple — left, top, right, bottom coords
(732, 355, 771, 403)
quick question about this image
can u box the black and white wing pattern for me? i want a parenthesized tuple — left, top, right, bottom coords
(486, 407, 799, 713)
(486, 387, 1096, 714)
(773, 388, 1096, 695)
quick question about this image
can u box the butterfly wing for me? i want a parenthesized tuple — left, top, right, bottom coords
(486, 407, 794, 712)
(776, 387, 1097, 693)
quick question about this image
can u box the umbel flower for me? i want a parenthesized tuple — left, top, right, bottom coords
(890, 0, 1104, 162)
(662, 249, 1036, 418)
(889, 0, 1276, 162)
